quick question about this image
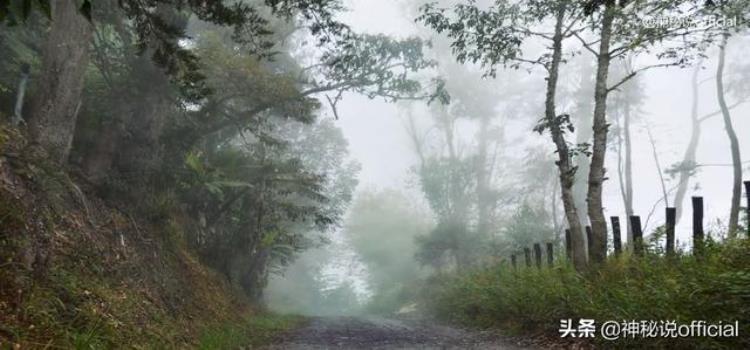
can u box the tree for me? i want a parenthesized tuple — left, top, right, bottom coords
(415, 155, 479, 271)
(418, 0, 591, 270)
(3, 0, 353, 165)
(419, 0, 709, 266)
(668, 59, 748, 225)
(536, 1, 589, 269)
(342, 189, 432, 313)
(180, 114, 358, 299)
(610, 58, 646, 243)
(400, 57, 515, 271)
(715, 32, 742, 237)
(574, 0, 707, 262)
(521, 146, 566, 242)
(566, 57, 596, 228)
(501, 203, 555, 254)
(25, 0, 92, 164)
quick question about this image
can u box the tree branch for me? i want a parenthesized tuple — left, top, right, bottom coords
(698, 99, 747, 123)
(607, 63, 674, 93)
(573, 32, 598, 56)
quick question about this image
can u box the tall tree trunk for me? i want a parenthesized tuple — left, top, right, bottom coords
(614, 75, 634, 245)
(28, 0, 93, 165)
(646, 125, 669, 207)
(674, 64, 702, 224)
(545, 3, 587, 271)
(716, 33, 742, 238)
(573, 95, 591, 223)
(622, 96, 634, 243)
(614, 105, 633, 245)
(551, 177, 562, 242)
(572, 62, 595, 225)
(587, 1, 616, 264)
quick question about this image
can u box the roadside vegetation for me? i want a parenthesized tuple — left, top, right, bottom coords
(2, 0, 750, 348)
(421, 238, 750, 348)
(198, 314, 304, 350)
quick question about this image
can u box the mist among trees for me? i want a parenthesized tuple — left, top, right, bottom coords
(1, 0, 749, 348)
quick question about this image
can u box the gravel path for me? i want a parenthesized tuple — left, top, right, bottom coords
(259, 316, 529, 349)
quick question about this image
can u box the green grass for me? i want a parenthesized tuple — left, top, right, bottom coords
(421, 239, 750, 348)
(198, 314, 304, 349)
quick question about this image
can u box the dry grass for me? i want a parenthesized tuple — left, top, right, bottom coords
(0, 124, 263, 349)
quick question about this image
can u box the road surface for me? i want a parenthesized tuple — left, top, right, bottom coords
(260, 316, 529, 349)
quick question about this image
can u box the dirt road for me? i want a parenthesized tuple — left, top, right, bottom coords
(260, 316, 528, 349)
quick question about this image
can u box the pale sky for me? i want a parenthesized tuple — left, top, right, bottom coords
(330, 0, 749, 246)
(268, 0, 750, 306)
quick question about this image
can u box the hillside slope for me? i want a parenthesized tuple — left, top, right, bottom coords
(0, 125, 256, 348)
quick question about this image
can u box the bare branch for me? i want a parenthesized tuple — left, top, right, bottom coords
(607, 63, 674, 93)
(698, 100, 748, 123)
(573, 32, 598, 56)
(325, 89, 345, 120)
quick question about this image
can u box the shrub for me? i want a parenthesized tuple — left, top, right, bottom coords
(420, 239, 750, 348)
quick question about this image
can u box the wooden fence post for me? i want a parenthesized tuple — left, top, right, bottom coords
(692, 196, 704, 258)
(511, 254, 517, 271)
(630, 216, 643, 257)
(666, 207, 676, 256)
(533, 243, 542, 269)
(524, 247, 532, 267)
(744, 181, 749, 238)
(585, 226, 593, 262)
(565, 229, 572, 261)
(546, 242, 554, 268)
(610, 216, 622, 256)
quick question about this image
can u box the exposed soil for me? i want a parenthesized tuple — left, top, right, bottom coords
(261, 316, 530, 349)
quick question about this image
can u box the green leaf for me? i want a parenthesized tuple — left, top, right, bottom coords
(261, 230, 280, 247)
(184, 151, 204, 174)
(212, 181, 254, 189)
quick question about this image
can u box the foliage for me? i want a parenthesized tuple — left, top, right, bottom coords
(421, 238, 750, 348)
(198, 313, 304, 349)
(1, 0, 352, 95)
(499, 203, 555, 254)
(316, 33, 448, 104)
(178, 115, 358, 297)
(413, 155, 490, 271)
(418, 157, 476, 220)
(0, 0, 443, 306)
(264, 245, 364, 316)
(343, 189, 433, 314)
(417, 0, 527, 78)
(0, 138, 261, 348)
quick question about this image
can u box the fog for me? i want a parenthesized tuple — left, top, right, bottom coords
(2, 0, 747, 340)
(267, 0, 750, 315)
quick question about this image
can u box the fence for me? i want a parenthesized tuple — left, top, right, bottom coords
(507, 180, 750, 270)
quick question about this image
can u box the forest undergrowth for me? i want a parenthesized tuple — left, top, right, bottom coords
(0, 124, 294, 348)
